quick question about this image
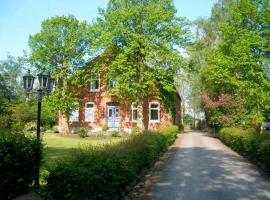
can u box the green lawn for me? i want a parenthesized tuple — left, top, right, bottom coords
(42, 133, 124, 167)
(41, 133, 125, 183)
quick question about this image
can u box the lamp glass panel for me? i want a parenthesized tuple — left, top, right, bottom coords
(43, 77, 48, 88)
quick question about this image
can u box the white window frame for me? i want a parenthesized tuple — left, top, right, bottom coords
(131, 102, 138, 122)
(149, 102, 160, 123)
(69, 104, 79, 122)
(85, 102, 95, 122)
(90, 73, 100, 92)
(109, 76, 117, 89)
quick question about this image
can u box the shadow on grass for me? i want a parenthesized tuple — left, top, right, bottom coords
(43, 147, 76, 169)
(40, 147, 77, 185)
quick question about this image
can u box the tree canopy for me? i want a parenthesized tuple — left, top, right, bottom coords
(89, 0, 190, 128)
(90, 0, 189, 100)
(189, 0, 270, 128)
(28, 15, 90, 134)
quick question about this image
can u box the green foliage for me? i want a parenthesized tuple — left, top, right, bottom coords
(90, 0, 190, 102)
(189, 0, 270, 125)
(23, 121, 37, 133)
(47, 89, 78, 115)
(156, 126, 179, 146)
(202, 94, 246, 129)
(77, 128, 88, 138)
(10, 97, 37, 131)
(111, 131, 120, 137)
(184, 113, 194, 126)
(102, 125, 109, 131)
(8, 96, 57, 132)
(0, 54, 23, 96)
(29, 15, 90, 115)
(219, 127, 270, 168)
(0, 132, 42, 199)
(0, 115, 9, 129)
(160, 87, 176, 123)
(42, 96, 58, 128)
(0, 73, 13, 122)
(131, 126, 142, 136)
(45, 126, 178, 200)
(0, 54, 26, 129)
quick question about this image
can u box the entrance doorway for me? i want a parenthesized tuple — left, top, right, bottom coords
(107, 105, 120, 128)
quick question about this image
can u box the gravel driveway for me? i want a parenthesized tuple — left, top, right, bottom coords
(147, 132, 270, 200)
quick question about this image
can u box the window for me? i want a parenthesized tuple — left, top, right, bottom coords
(85, 102, 95, 122)
(149, 102, 160, 123)
(131, 103, 138, 122)
(109, 76, 117, 89)
(90, 73, 100, 92)
(69, 106, 79, 122)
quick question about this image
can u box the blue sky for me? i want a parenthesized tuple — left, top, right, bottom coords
(0, 0, 218, 60)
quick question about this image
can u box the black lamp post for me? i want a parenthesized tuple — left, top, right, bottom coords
(22, 70, 55, 192)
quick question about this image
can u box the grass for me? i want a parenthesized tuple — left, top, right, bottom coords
(41, 133, 125, 183)
(42, 133, 124, 166)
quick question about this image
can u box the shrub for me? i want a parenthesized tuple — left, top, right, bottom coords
(111, 131, 120, 137)
(131, 126, 142, 136)
(102, 125, 109, 131)
(77, 128, 88, 138)
(218, 127, 270, 169)
(258, 140, 270, 168)
(0, 115, 9, 128)
(156, 126, 179, 146)
(23, 121, 37, 133)
(0, 132, 42, 199)
(202, 94, 245, 129)
(46, 126, 179, 200)
(10, 98, 37, 131)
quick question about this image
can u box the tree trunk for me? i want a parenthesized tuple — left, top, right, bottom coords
(136, 99, 145, 130)
(57, 71, 71, 135)
(59, 111, 70, 135)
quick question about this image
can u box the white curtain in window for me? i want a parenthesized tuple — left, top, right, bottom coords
(85, 103, 94, 122)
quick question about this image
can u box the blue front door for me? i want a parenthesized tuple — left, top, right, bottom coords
(107, 106, 120, 128)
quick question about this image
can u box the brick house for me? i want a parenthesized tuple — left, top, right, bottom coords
(59, 69, 182, 133)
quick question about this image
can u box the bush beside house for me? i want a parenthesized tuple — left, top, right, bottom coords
(218, 127, 270, 169)
(45, 126, 179, 200)
(0, 132, 42, 200)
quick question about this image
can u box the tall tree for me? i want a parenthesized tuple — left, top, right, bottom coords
(0, 55, 24, 128)
(190, 0, 270, 127)
(29, 15, 90, 135)
(0, 54, 23, 96)
(91, 0, 190, 129)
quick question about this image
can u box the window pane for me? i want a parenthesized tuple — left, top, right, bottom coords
(115, 108, 119, 118)
(150, 110, 159, 121)
(43, 77, 47, 87)
(109, 77, 117, 89)
(133, 110, 138, 121)
(70, 109, 79, 122)
(86, 104, 94, 108)
(85, 104, 94, 122)
(109, 109, 113, 117)
(132, 103, 138, 109)
(94, 80, 99, 89)
(151, 104, 159, 109)
(91, 80, 99, 90)
(27, 79, 31, 88)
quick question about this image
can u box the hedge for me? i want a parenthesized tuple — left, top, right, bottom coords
(219, 127, 270, 169)
(0, 132, 42, 199)
(45, 126, 179, 200)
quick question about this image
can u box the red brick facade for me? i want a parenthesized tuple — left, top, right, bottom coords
(59, 73, 182, 132)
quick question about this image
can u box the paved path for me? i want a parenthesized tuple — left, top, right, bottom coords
(148, 132, 270, 200)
